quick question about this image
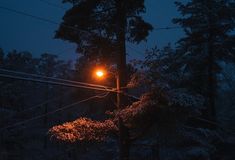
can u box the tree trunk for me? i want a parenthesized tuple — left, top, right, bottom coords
(207, 39, 216, 121)
(207, 0, 216, 122)
(116, 0, 130, 160)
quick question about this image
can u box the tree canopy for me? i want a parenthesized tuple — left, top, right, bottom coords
(55, 0, 152, 63)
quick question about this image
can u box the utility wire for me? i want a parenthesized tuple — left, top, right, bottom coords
(38, 0, 116, 16)
(39, 0, 66, 10)
(0, 73, 117, 93)
(193, 117, 235, 136)
(1, 4, 234, 35)
(127, 44, 145, 56)
(0, 92, 109, 131)
(0, 69, 140, 103)
(0, 70, 142, 99)
(0, 4, 184, 35)
(38, 0, 116, 17)
(3, 90, 75, 121)
(0, 5, 59, 25)
(0, 69, 141, 102)
(0, 68, 113, 89)
(0, 5, 92, 35)
(2, 2, 233, 62)
(122, 92, 140, 100)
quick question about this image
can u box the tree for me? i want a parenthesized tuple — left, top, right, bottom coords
(53, 0, 152, 159)
(0, 50, 76, 160)
(173, 0, 235, 121)
(49, 43, 222, 160)
(2, 51, 37, 111)
(56, 0, 152, 63)
(55, 0, 152, 95)
(49, 65, 219, 159)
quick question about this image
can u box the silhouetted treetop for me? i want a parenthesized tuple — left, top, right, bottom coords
(56, 0, 152, 62)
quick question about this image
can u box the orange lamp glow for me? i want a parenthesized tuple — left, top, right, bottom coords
(95, 69, 105, 79)
(96, 70, 104, 77)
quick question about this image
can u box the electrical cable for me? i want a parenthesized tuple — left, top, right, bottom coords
(1, 4, 233, 60)
(38, 0, 116, 16)
(3, 90, 76, 121)
(39, 0, 66, 10)
(0, 70, 142, 99)
(0, 92, 109, 131)
(0, 73, 117, 93)
(0, 68, 113, 90)
(121, 92, 140, 100)
(0, 4, 213, 36)
(0, 5, 92, 35)
(192, 117, 235, 136)
(1, 4, 234, 35)
(127, 44, 145, 56)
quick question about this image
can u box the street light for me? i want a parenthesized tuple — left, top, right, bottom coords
(94, 67, 128, 160)
(94, 68, 106, 80)
(95, 70, 104, 78)
(96, 70, 104, 77)
(94, 67, 120, 110)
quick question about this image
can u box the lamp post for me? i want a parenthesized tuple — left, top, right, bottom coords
(94, 69, 119, 107)
(94, 68, 129, 160)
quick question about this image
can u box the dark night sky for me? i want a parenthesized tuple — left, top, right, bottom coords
(0, 0, 185, 61)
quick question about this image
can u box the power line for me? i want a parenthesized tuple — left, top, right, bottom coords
(127, 44, 145, 56)
(193, 117, 235, 136)
(0, 5, 59, 25)
(2, 3, 233, 73)
(39, 0, 66, 10)
(0, 4, 115, 35)
(0, 4, 184, 37)
(39, 1, 183, 32)
(0, 71, 140, 104)
(0, 5, 92, 35)
(0, 69, 144, 100)
(38, 0, 115, 16)
(0, 92, 109, 131)
(0, 68, 140, 99)
(4, 90, 75, 121)
(122, 92, 140, 100)
(1, 4, 234, 36)
(0, 68, 113, 89)
(3, 2, 232, 60)
(0, 73, 117, 93)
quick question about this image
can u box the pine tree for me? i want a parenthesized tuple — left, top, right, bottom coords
(56, 0, 152, 63)
(173, 0, 235, 121)
(55, 0, 152, 97)
(52, 0, 152, 159)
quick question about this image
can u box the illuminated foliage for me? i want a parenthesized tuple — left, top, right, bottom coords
(49, 118, 117, 143)
(49, 89, 204, 143)
(117, 92, 157, 128)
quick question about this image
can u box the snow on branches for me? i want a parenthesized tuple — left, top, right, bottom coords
(117, 89, 204, 129)
(117, 92, 157, 128)
(49, 88, 205, 143)
(49, 118, 117, 143)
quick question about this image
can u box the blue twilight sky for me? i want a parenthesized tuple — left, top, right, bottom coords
(0, 0, 186, 61)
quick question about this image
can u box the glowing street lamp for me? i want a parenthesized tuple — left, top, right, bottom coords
(93, 67, 126, 160)
(96, 70, 104, 78)
(93, 67, 120, 105)
(94, 68, 107, 80)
